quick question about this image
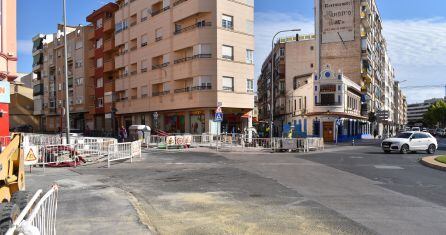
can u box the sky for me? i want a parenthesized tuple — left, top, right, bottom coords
(17, 0, 446, 103)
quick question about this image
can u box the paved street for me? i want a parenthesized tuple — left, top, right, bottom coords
(27, 144, 446, 235)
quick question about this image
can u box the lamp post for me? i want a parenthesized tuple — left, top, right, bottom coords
(62, 0, 70, 143)
(270, 29, 300, 141)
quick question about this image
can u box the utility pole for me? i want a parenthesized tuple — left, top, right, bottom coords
(270, 29, 300, 141)
(63, 0, 71, 143)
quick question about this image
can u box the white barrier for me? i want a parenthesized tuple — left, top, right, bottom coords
(107, 141, 141, 168)
(6, 185, 59, 235)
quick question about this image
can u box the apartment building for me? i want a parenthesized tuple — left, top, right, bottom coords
(0, 0, 17, 136)
(258, 35, 372, 141)
(315, 0, 398, 136)
(407, 98, 444, 126)
(32, 24, 93, 132)
(112, 0, 255, 134)
(86, 3, 119, 132)
(393, 81, 407, 131)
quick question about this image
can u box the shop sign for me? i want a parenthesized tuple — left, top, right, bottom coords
(321, 0, 355, 43)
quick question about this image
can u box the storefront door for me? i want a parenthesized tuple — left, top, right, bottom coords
(323, 122, 334, 142)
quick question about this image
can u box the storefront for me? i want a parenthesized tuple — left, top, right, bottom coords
(190, 111, 205, 134)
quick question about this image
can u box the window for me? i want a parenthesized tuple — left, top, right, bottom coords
(76, 77, 84, 85)
(97, 78, 103, 88)
(279, 81, 285, 93)
(223, 76, 234, 91)
(222, 45, 234, 60)
(141, 59, 148, 73)
(96, 18, 103, 29)
(193, 44, 211, 56)
(96, 38, 103, 49)
(194, 76, 212, 88)
(155, 28, 163, 41)
(141, 34, 148, 47)
(104, 92, 113, 103)
(115, 21, 123, 33)
(279, 47, 285, 57)
(247, 79, 254, 92)
(141, 8, 148, 22)
(96, 58, 103, 68)
(222, 15, 233, 29)
(58, 84, 62, 91)
(141, 86, 148, 98)
(75, 60, 83, 68)
(320, 94, 335, 105)
(97, 98, 104, 108)
(246, 49, 254, 64)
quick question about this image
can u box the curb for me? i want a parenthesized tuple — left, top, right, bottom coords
(419, 156, 446, 172)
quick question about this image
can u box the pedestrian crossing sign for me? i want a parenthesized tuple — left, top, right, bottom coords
(214, 112, 223, 122)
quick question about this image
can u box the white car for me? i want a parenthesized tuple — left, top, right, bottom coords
(381, 131, 438, 154)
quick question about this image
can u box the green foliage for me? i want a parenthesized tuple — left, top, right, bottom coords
(435, 156, 446, 164)
(423, 100, 446, 127)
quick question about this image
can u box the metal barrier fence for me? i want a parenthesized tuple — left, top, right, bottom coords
(145, 134, 324, 153)
(6, 185, 59, 235)
(108, 141, 142, 168)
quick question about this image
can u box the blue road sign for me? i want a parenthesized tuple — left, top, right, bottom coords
(214, 112, 223, 122)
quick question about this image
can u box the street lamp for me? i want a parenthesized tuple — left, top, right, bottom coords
(62, 0, 70, 143)
(270, 29, 301, 141)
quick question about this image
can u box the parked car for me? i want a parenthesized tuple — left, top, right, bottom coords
(381, 131, 437, 154)
(411, 127, 421, 132)
(438, 128, 446, 137)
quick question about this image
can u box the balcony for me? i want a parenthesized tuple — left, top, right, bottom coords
(152, 62, 170, 70)
(173, 0, 188, 7)
(152, 90, 170, 97)
(174, 54, 211, 64)
(174, 22, 212, 35)
(87, 48, 95, 58)
(104, 60, 114, 72)
(175, 85, 212, 93)
(172, 0, 213, 22)
(104, 18, 113, 32)
(104, 39, 113, 52)
(151, 6, 170, 17)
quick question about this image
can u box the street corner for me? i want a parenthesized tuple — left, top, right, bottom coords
(420, 156, 446, 172)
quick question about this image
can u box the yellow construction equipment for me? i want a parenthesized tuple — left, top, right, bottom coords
(0, 134, 32, 234)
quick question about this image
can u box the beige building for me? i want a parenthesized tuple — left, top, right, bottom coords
(258, 35, 369, 141)
(32, 25, 93, 132)
(113, 0, 255, 134)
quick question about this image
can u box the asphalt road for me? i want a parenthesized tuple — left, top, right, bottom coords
(26, 144, 446, 235)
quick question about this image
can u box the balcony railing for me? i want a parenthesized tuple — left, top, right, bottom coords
(152, 90, 170, 97)
(173, 0, 188, 7)
(174, 22, 212, 35)
(315, 102, 342, 106)
(173, 54, 212, 64)
(141, 68, 148, 73)
(174, 85, 212, 93)
(155, 36, 163, 42)
(222, 55, 234, 60)
(152, 62, 170, 70)
(151, 6, 170, 17)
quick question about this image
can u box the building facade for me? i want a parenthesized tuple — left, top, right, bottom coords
(112, 0, 255, 134)
(86, 3, 119, 133)
(407, 98, 444, 126)
(32, 25, 93, 132)
(0, 0, 17, 136)
(258, 35, 372, 141)
(315, 0, 398, 137)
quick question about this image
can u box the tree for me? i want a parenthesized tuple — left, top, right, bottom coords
(423, 100, 446, 127)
